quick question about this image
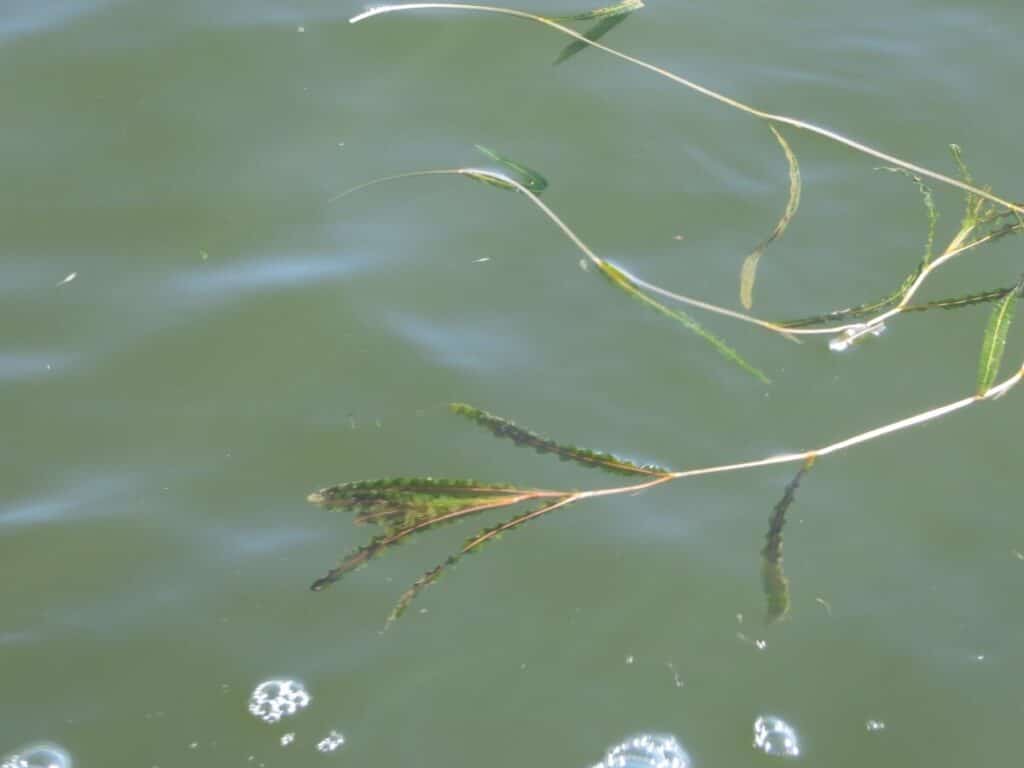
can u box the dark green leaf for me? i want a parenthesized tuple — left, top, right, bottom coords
(450, 403, 671, 476)
(388, 495, 574, 623)
(761, 457, 814, 623)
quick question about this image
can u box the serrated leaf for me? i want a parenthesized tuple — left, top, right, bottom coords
(740, 125, 801, 309)
(597, 260, 771, 384)
(387, 495, 575, 623)
(976, 276, 1022, 395)
(450, 403, 670, 476)
(308, 478, 558, 591)
(761, 457, 814, 623)
(473, 145, 548, 193)
(876, 166, 937, 264)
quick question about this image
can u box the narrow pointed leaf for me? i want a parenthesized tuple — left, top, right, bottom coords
(550, 0, 644, 21)
(473, 145, 548, 193)
(598, 260, 771, 384)
(876, 166, 937, 264)
(761, 457, 814, 623)
(976, 276, 1022, 395)
(553, 13, 631, 65)
(387, 495, 574, 623)
(904, 283, 1024, 315)
(450, 403, 670, 476)
(740, 125, 801, 309)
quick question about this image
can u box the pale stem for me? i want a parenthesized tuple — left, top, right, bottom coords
(350, 3, 1024, 217)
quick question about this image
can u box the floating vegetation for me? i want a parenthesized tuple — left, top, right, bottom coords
(761, 458, 815, 623)
(551, 1, 642, 65)
(312, 2, 1024, 625)
(740, 125, 801, 310)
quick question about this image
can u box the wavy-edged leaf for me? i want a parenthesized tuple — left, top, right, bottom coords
(597, 260, 771, 384)
(904, 283, 1024, 315)
(387, 495, 575, 623)
(473, 145, 548, 193)
(308, 478, 560, 591)
(876, 166, 938, 264)
(550, 0, 644, 21)
(976, 276, 1022, 395)
(740, 125, 801, 309)
(949, 143, 989, 228)
(450, 403, 670, 477)
(309, 477, 530, 525)
(761, 457, 814, 623)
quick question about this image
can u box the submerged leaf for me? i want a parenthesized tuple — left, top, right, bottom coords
(598, 260, 771, 384)
(761, 457, 815, 623)
(450, 402, 670, 476)
(876, 167, 938, 264)
(473, 145, 548, 193)
(307, 478, 557, 591)
(553, 13, 632, 65)
(740, 125, 801, 309)
(388, 495, 575, 623)
(976, 276, 1022, 395)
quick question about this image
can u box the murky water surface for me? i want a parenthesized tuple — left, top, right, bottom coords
(3, 1, 1023, 765)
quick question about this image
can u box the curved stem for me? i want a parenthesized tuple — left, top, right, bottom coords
(350, 3, 1023, 217)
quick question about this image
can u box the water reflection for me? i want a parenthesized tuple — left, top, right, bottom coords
(315, 730, 345, 754)
(1, 743, 72, 768)
(752, 715, 801, 758)
(247, 678, 311, 724)
(591, 734, 691, 768)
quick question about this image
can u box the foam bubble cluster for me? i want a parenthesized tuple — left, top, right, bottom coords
(753, 715, 801, 758)
(316, 730, 345, 753)
(2, 743, 73, 768)
(247, 679, 311, 724)
(592, 733, 691, 768)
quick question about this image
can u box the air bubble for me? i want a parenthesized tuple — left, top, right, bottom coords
(247, 678, 311, 724)
(2, 743, 73, 768)
(591, 733, 691, 768)
(316, 730, 345, 753)
(753, 715, 801, 758)
(828, 322, 886, 353)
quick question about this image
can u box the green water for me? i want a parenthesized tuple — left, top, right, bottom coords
(3, 1, 1023, 765)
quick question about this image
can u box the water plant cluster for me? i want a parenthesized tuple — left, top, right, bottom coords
(311, 2, 1023, 625)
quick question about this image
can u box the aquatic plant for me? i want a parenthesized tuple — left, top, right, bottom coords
(310, 2, 1023, 625)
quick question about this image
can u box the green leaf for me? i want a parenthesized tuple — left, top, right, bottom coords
(553, 13, 631, 65)
(387, 495, 574, 624)
(761, 457, 814, 623)
(950, 143, 990, 228)
(473, 145, 548, 193)
(450, 403, 671, 476)
(740, 125, 801, 309)
(549, 0, 644, 21)
(597, 261, 771, 384)
(976, 276, 1022, 395)
(307, 478, 555, 591)
(876, 166, 937, 264)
